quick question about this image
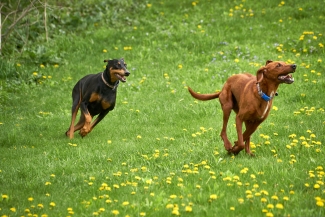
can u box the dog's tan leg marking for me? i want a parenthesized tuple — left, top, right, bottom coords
(79, 112, 92, 137)
(67, 103, 80, 139)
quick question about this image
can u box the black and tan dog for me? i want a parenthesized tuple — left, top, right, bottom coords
(66, 58, 130, 139)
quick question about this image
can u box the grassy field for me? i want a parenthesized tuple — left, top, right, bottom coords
(1, 0, 325, 216)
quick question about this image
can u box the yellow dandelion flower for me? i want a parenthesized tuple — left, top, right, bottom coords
(271, 195, 278, 200)
(172, 209, 180, 215)
(185, 206, 192, 212)
(276, 203, 284, 209)
(210, 194, 217, 200)
(38, 203, 44, 208)
(266, 212, 274, 217)
(122, 201, 130, 206)
(112, 210, 119, 215)
(170, 195, 177, 199)
(314, 184, 321, 189)
(267, 204, 274, 209)
(166, 204, 174, 209)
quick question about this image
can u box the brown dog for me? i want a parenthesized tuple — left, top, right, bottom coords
(188, 60, 296, 156)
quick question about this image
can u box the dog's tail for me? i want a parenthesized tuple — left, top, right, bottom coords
(188, 87, 220, 101)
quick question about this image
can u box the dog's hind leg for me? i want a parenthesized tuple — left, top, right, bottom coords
(66, 99, 81, 139)
(78, 102, 93, 138)
(231, 115, 245, 155)
(220, 107, 233, 152)
(219, 88, 234, 152)
(73, 113, 86, 133)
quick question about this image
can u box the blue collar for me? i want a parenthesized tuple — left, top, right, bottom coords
(256, 83, 273, 102)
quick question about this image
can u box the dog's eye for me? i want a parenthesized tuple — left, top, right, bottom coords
(277, 63, 282, 67)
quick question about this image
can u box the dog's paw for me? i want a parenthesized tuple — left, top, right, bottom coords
(79, 127, 89, 138)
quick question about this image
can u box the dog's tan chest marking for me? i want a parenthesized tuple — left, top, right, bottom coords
(89, 92, 111, 110)
(101, 100, 111, 110)
(89, 93, 101, 102)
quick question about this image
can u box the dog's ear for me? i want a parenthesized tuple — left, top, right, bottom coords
(104, 59, 109, 63)
(265, 60, 273, 65)
(256, 67, 265, 83)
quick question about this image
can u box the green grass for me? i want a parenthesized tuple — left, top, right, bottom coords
(1, 0, 325, 216)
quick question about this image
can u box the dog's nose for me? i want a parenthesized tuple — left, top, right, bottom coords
(125, 71, 130, 76)
(291, 64, 297, 70)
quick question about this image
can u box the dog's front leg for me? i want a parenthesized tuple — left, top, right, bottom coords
(242, 121, 260, 156)
(89, 110, 110, 133)
(231, 115, 245, 155)
(79, 102, 92, 138)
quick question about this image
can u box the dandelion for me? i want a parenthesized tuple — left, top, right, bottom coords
(172, 209, 180, 215)
(112, 210, 119, 215)
(271, 195, 278, 200)
(276, 203, 284, 209)
(185, 206, 192, 212)
(122, 201, 130, 206)
(38, 203, 44, 208)
(178, 64, 183, 69)
(261, 198, 267, 203)
(170, 195, 177, 199)
(49, 202, 56, 207)
(266, 212, 274, 217)
(10, 207, 16, 212)
(316, 201, 324, 207)
(267, 204, 274, 209)
(230, 207, 235, 210)
(28, 197, 34, 202)
(314, 184, 321, 189)
(140, 212, 146, 216)
(166, 204, 174, 209)
(103, 49, 107, 53)
(210, 194, 218, 200)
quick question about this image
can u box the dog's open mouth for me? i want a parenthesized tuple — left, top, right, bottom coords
(115, 73, 128, 82)
(278, 74, 294, 84)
